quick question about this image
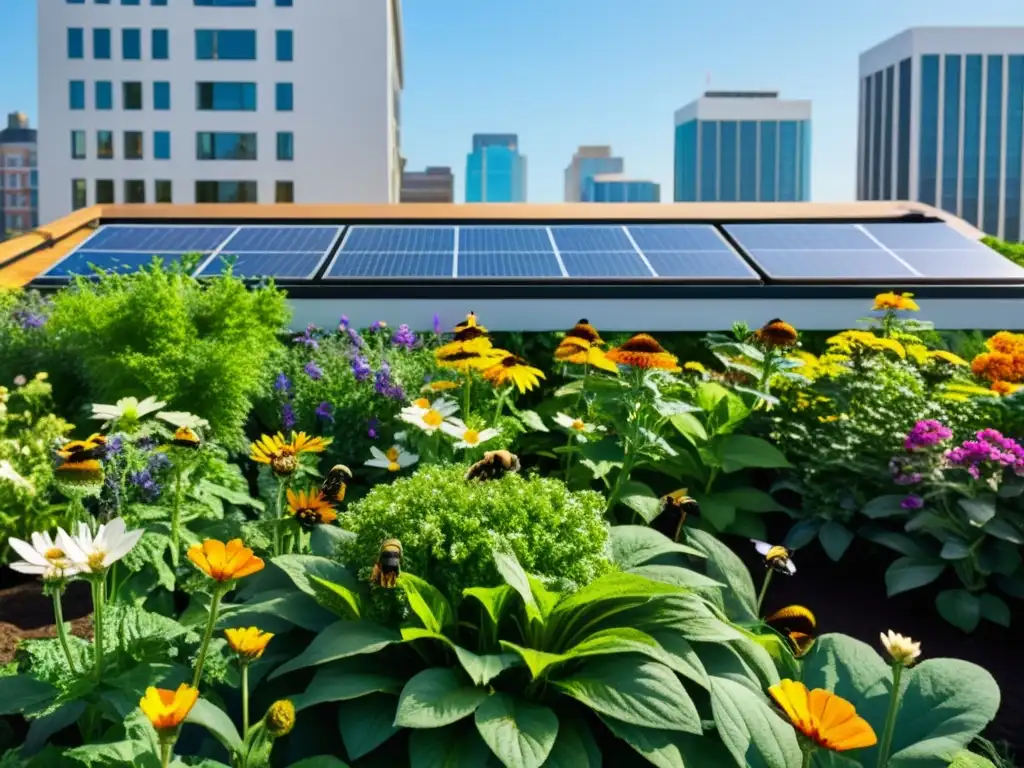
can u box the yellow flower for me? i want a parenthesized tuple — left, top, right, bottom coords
(139, 684, 199, 731)
(421, 380, 459, 393)
(265, 699, 296, 737)
(482, 354, 546, 393)
(224, 627, 274, 661)
(188, 539, 265, 583)
(286, 488, 338, 528)
(928, 350, 967, 366)
(250, 431, 330, 476)
(880, 630, 921, 667)
(769, 679, 877, 752)
(606, 334, 680, 371)
(683, 361, 706, 373)
(873, 292, 919, 312)
(753, 319, 799, 348)
(827, 330, 905, 359)
(436, 345, 508, 372)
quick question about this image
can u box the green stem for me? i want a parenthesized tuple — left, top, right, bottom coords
(463, 372, 473, 419)
(52, 588, 78, 675)
(801, 746, 814, 768)
(756, 569, 774, 613)
(191, 589, 224, 689)
(876, 663, 904, 768)
(492, 386, 511, 423)
(91, 577, 105, 680)
(171, 468, 183, 567)
(273, 480, 287, 558)
(241, 661, 250, 741)
(160, 741, 172, 768)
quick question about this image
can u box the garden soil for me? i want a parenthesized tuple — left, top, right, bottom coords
(0, 579, 92, 665)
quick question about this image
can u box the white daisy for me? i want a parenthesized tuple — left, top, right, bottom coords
(365, 445, 418, 472)
(399, 398, 458, 434)
(91, 396, 167, 427)
(553, 413, 597, 434)
(8, 530, 81, 581)
(58, 517, 144, 574)
(157, 411, 210, 430)
(440, 418, 500, 450)
(0, 459, 34, 493)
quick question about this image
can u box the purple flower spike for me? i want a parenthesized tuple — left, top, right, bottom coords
(14, 311, 45, 330)
(392, 324, 417, 350)
(900, 494, 925, 510)
(129, 469, 161, 501)
(347, 327, 364, 349)
(281, 402, 297, 430)
(374, 361, 405, 400)
(433, 313, 442, 335)
(293, 324, 320, 351)
(315, 401, 334, 423)
(339, 314, 349, 331)
(274, 372, 293, 396)
(304, 361, 323, 381)
(351, 355, 372, 382)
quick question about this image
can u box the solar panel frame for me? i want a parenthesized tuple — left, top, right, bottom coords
(626, 224, 761, 281)
(43, 250, 212, 279)
(322, 225, 457, 280)
(216, 225, 343, 253)
(194, 225, 344, 280)
(77, 224, 237, 252)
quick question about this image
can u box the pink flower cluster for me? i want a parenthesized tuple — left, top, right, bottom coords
(903, 419, 953, 451)
(946, 429, 1024, 479)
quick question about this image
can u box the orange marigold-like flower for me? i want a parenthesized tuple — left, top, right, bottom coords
(753, 319, 799, 349)
(188, 538, 265, 582)
(139, 684, 199, 731)
(971, 351, 1022, 383)
(606, 334, 681, 371)
(986, 331, 1024, 356)
(991, 381, 1022, 396)
(769, 679, 877, 752)
(873, 292, 919, 312)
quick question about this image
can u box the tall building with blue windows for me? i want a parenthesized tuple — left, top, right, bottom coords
(38, 0, 405, 221)
(673, 91, 811, 203)
(858, 28, 1024, 241)
(465, 134, 527, 202)
(564, 145, 624, 201)
(583, 174, 660, 203)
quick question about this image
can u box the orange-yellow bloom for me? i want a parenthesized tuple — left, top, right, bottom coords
(250, 431, 330, 476)
(873, 292, 919, 312)
(971, 351, 1023, 384)
(606, 334, 681, 371)
(286, 487, 338, 528)
(188, 539, 265, 582)
(768, 679, 877, 752)
(482, 354, 546, 393)
(991, 380, 1022, 396)
(986, 331, 1024, 356)
(224, 627, 274, 660)
(754, 319, 799, 348)
(139, 684, 199, 730)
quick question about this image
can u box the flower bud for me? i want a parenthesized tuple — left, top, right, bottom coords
(265, 699, 295, 737)
(880, 630, 921, 667)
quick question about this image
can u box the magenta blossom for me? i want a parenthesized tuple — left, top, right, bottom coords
(946, 429, 1024, 479)
(903, 420, 953, 451)
(900, 494, 924, 510)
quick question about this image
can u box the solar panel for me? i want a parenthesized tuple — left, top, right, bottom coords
(341, 226, 455, 253)
(44, 251, 206, 279)
(895, 250, 1024, 279)
(863, 222, 989, 251)
(560, 251, 652, 278)
(627, 225, 730, 252)
(750, 251, 917, 279)
(83, 225, 235, 252)
(458, 252, 563, 278)
(198, 252, 328, 279)
(458, 226, 553, 253)
(726, 224, 876, 250)
(222, 226, 340, 253)
(644, 251, 760, 279)
(549, 226, 634, 252)
(327, 252, 454, 278)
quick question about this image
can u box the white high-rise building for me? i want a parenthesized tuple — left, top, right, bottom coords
(858, 27, 1024, 240)
(37, 0, 403, 223)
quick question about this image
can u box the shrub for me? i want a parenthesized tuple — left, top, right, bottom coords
(338, 463, 611, 617)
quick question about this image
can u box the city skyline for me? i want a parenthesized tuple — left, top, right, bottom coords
(3, 1, 1024, 204)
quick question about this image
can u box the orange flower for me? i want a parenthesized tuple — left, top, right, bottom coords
(769, 679, 877, 752)
(991, 381, 1022, 396)
(139, 684, 199, 730)
(971, 352, 1022, 384)
(286, 487, 338, 528)
(987, 331, 1024, 356)
(873, 292, 919, 312)
(250, 431, 330, 476)
(188, 539, 264, 582)
(606, 334, 680, 371)
(754, 319, 799, 348)
(224, 627, 274, 660)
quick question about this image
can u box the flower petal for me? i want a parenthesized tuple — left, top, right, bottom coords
(8, 537, 49, 566)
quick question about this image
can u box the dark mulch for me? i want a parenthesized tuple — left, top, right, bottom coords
(0, 578, 93, 665)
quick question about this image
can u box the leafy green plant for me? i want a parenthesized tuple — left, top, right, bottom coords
(982, 236, 1024, 268)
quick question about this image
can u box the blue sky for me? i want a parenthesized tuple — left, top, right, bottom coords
(3, 0, 1024, 202)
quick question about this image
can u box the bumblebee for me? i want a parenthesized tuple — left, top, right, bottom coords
(171, 426, 201, 449)
(653, 490, 700, 542)
(56, 433, 107, 463)
(764, 604, 817, 657)
(320, 464, 353, 503)
(371, 538, 403, 588)
(752, 319, 799, 349)
(464, 450, 520, 482)
(752, 540, 796, 575)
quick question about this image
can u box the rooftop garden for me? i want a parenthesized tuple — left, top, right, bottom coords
(0, 262, 1019, 767)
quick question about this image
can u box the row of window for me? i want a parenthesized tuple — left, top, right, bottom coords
(71, 179, 295, 207)
(67, 0, 168, 5)
(68, 27, 293, 61)
(69, 130, 295, 161)
(0, 171, 38, 189)
(67, 1, 294, 7)
(69, 80, 292, 111)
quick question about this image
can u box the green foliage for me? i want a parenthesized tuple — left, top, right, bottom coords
(338, 463, 611, 620)
(41, 264, 288, 446)
(982, 236, 1024, 269)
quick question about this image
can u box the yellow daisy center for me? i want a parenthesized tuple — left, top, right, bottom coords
(423, 410, 443, 428)
(571, 419, 585, 431)
(463, 429, 480, 445)
(386, 446, 400, 462)
(413, 398, 430, 409)
(45, 547, 65, 561)
(387, 461, 401, 472)
(87, 551, 106, 571)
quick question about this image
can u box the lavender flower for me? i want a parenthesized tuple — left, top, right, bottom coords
(304, 361, 323, 381)
(432, 313, 442, 335)
(339, 315, 349, 331)
(274, 372, 293, 396)
(148, 452, 172, 472)
(369, 320, 388, 333)
(392, 324, 417, 350)
(374, 361, 405, 400)
(135, 435, 158, 451)
(281, 402, 297, 430)
(347, 327, 364, 349)
(102, 436, 124, 459)
(903, 420, 953, 452)
(315, 401, 334, 423)
(900, 494, 924, 510)
(367, 417, 379, 439)
(129, 469, 161, 501)
(13, 311, 45, 330)
(293, 324, 320, 351)
(351, 355, 372, 382)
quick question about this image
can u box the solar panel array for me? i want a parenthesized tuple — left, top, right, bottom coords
(38, 220, 1024, 285)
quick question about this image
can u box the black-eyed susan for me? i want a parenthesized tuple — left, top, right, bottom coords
(605, 334, 681, 371)
(250, 431, 330, 476)
(873, 292, 919, 312)
(225, 627, 274, 661)
(287, 488, 338, 529)
(554, 319, 619, 373)
(139, 684, 199, 731)
(55, 458, 105, 486)
(482, 354, 546, 393)
(188, 538, 265, 582)
(171, 425, 201, 449)
(436, 312, 494, 359)
(436, 345, 508, 372)
(768, 679, 877, 752)
(753, 319, 799, 348)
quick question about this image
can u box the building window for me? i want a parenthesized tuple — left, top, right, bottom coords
(124, 180, 146, 203)
(124, 131, 144, 160)
(155, 180, 172, 203)
(275, 82, 293, 111)
(779, 121, 798, 201)
(154, 81, 171, 110)
(123, 82, 143, 110)
(71, 130, 86, 159)
(71, 179, 87, 210)
(122, 0, 141, 5)
(67, 0, 85, 4)
(276, 0, 293, 6)
(699, 121, 717, 200)
(68, 28, 84, 59)
(122, 28, 141, 60)
(93, 28, 111, 59)
(196, 81, 257, 110)
(759, 121, 777, 201)
(195, 180, 258, 203)
(195, 0, 257, 5)
(95, 179, 115, 204)
(152, 0, 168, 5)
(153, 131, 171, 159)
(98, 130, 114, 159)
(883, 65, 895, 200)
(1005, 55, 1024, 241)
(196, 132, 257, 160)
(984, 55, 1004, 235)
(195, 30, 257, 60)
(70, 80, 86, 110)
(871, 70, 883, 200)
(276, 30, 293, 61)
(719, 121, 738, 202)
(962, 55, 983, 227)
(96, 80, 113, 110)
(919, 54, 941, 207)
(896, 58, 912, 201)
(941, 55, 962, 214)
(275, 181, 294, 203)
(276, 131, 294, 160)
(96, 0, 110, 4)
(152, 29, 169, 59)
(739, 121, 757, 202)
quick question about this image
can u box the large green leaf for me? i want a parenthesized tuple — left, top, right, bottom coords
(635, 593, 744, 642)
(64, 710, 160, 768)
(393, 668, 489, 729)
(184, 699, 242, 754)
(713, 487, 786, 513)
(671, 412, 709, 443)
(552, 657, 701, 733)
(935, 590, 981, 633)
(601, 715, 733, 768)
(474, 693, 558, 768)
(887, 659, 1000, 767)
(272, 554, 362, 599)
(0, 675, 57, 716)
(408, 722, 501, 767)
(308, 575, 363, 620)
(24, 700, 87, 756)
(818, 521, 854, 561)
(398, 572, 455, 634)
(295, 663, 402, 711)
(628, 564, 725, 591)
(453, 647, 519, 687)
(610, 525, 705, 569)
(269, 620, 399, 679)
(463, 585, 516, 627)
(619, 480, 662, 523)
(717, 435, 791, 473)
(958, 497, 997, 526)
(945, 751, 998, 768)
(710, 676, 802, 768)
(543, 713, 601, 768)
(493, 550, 542, 624)
(526, 574, 560, 621)
(684, 528, 758, 622)
(337, 694, 400, 761)
(885, 557, 946, 596)
(862, 495, 911, 519)
(218, 591, 334, 633)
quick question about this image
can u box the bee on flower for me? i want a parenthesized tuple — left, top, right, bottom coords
(554, 319, 618, 373)
(606, 333, 680, 371)
(752, 319, 799, 349)
(250, 431, 330, 476)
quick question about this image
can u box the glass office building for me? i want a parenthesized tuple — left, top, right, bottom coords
(465, 134, 527, 202)
(564, 146, 624, 201)
(858, 27, 1024, 241)
(673, 91, 812, 202)
(583, 174, 660, 202)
